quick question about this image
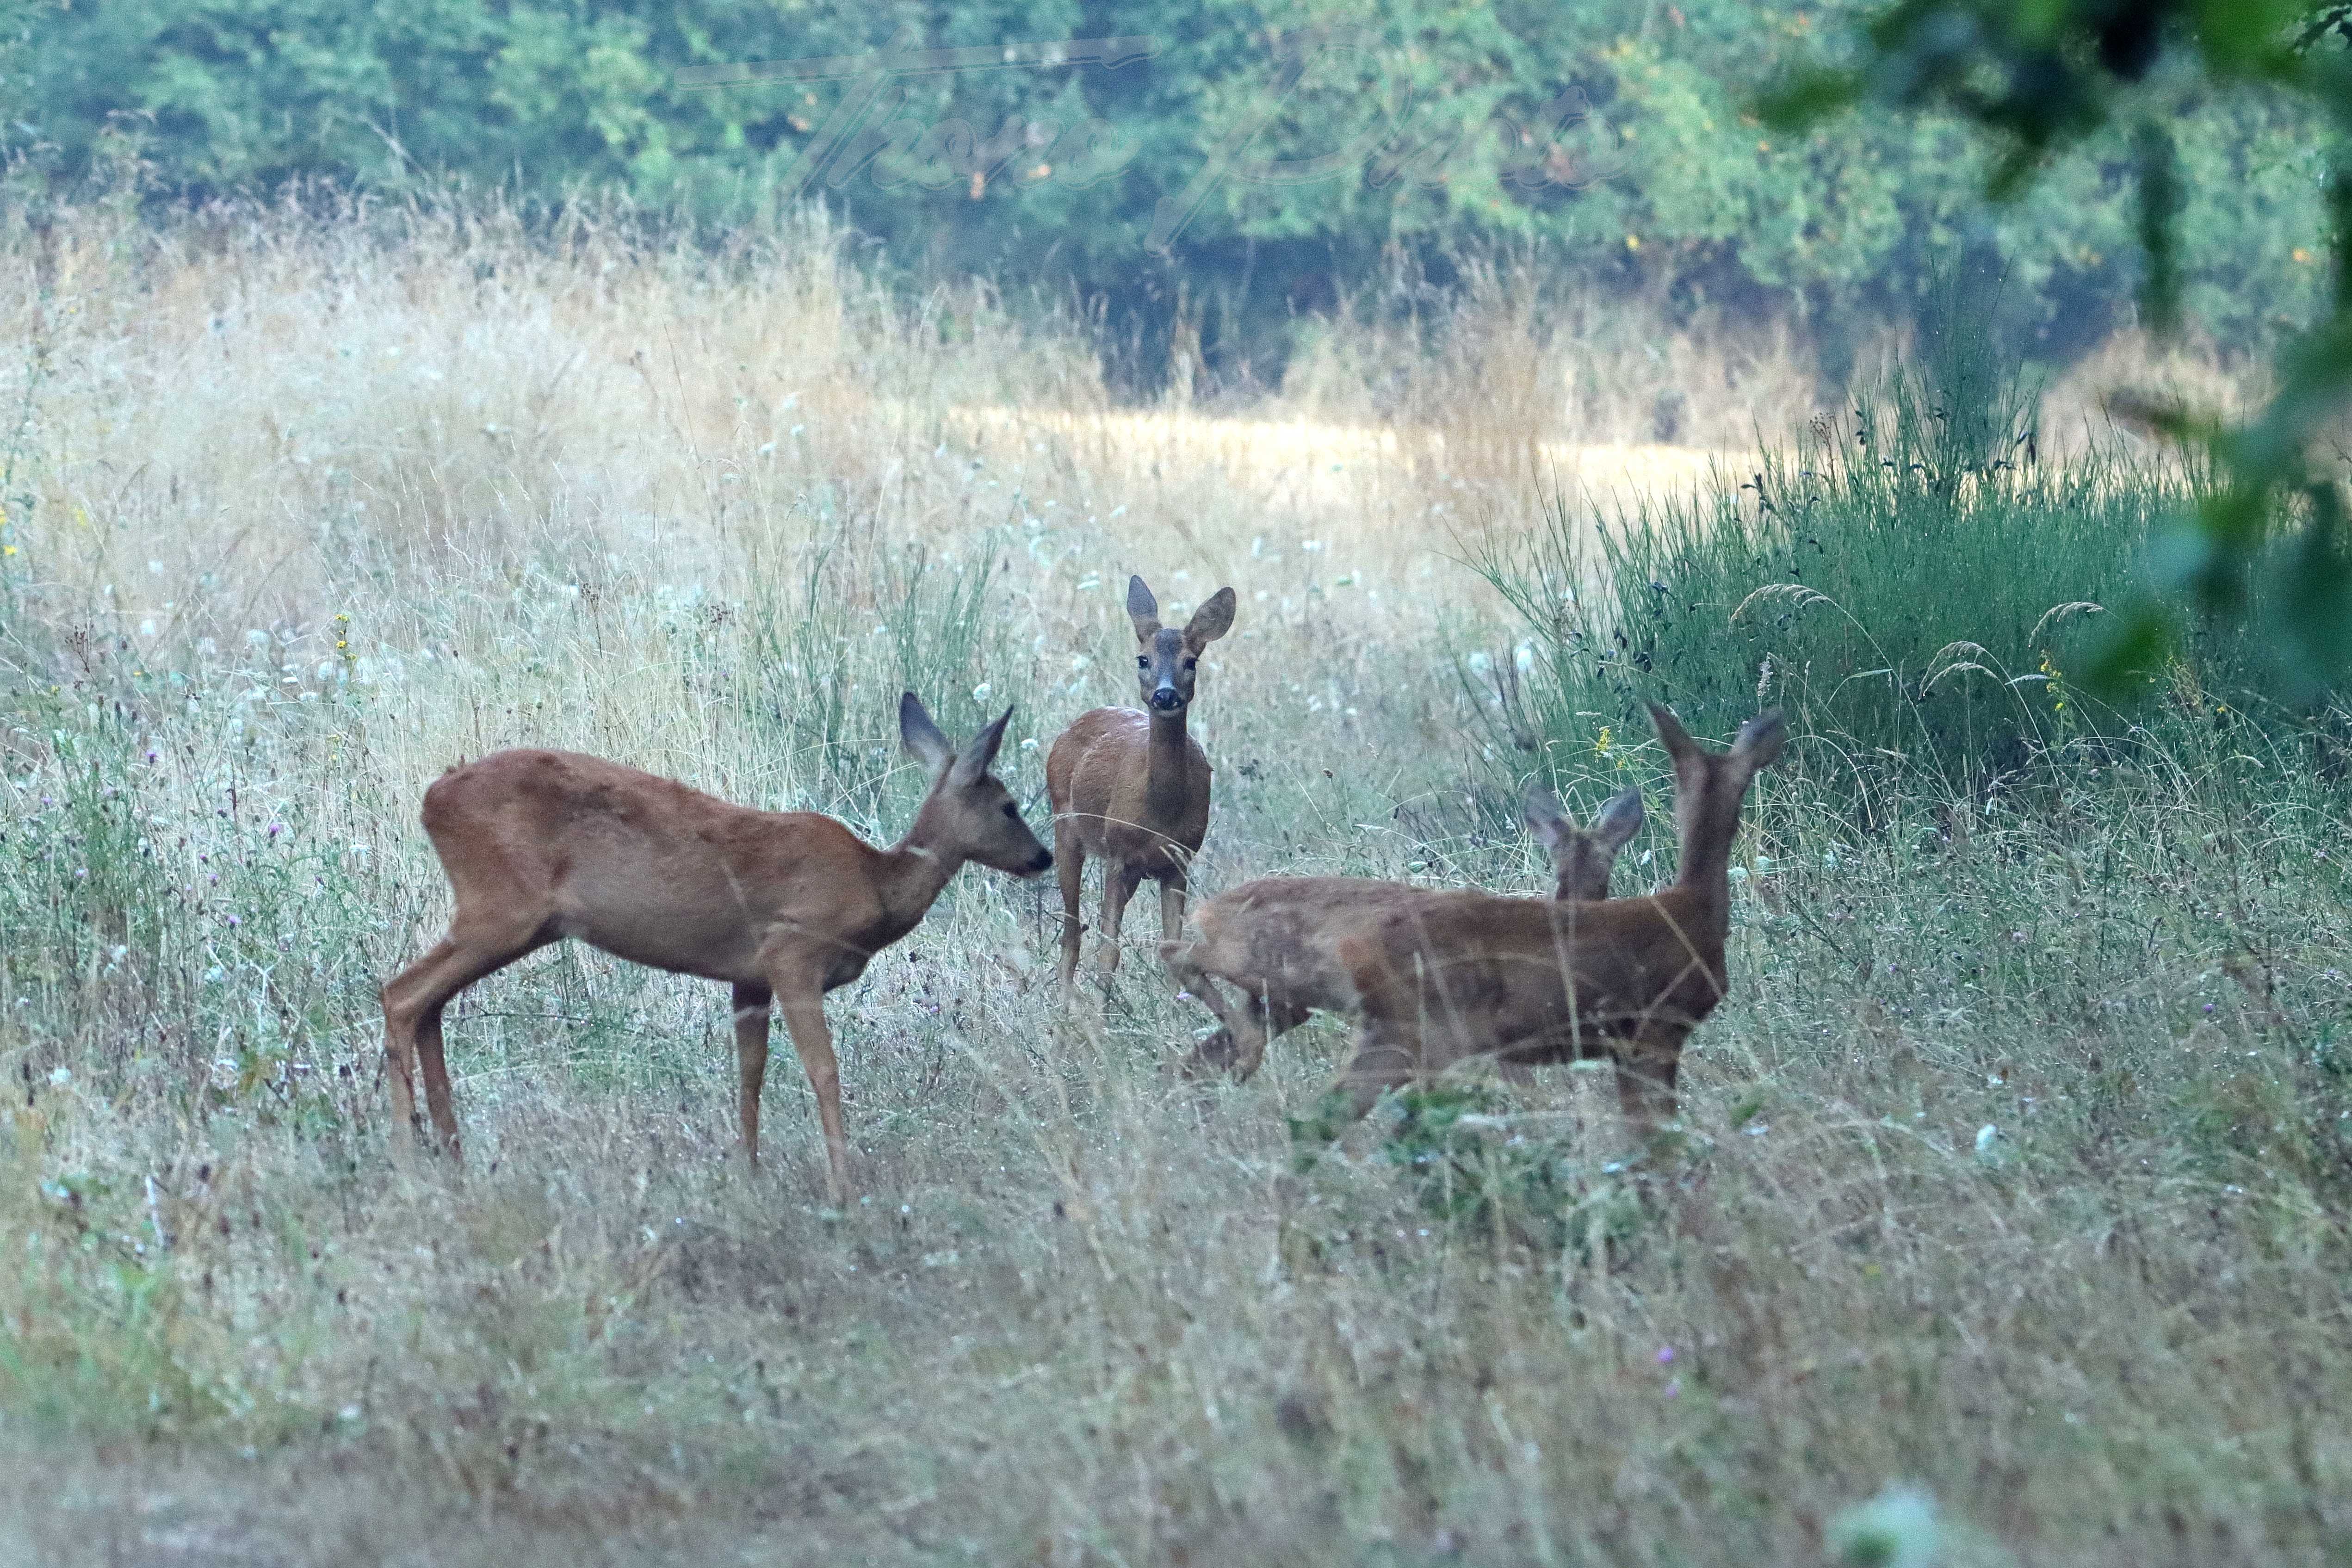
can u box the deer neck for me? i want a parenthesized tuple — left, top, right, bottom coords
(1143, 708, 1193, 823)
(1671, 795, 1739, 941)
(876, 806, 966, 936)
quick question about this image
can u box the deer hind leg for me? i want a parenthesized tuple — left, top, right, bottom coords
(1096, 862, 1144, 974)
(731, 981, 774, 1168)
(379, 920, 549, 1159)
(1054, 821, 1086, 994)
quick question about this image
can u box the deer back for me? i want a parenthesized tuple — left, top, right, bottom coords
(420, 749, 893, 983)
(1336, 886, 1728, 1073)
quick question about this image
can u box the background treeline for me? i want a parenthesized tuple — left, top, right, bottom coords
(1, 0, 2335, 390)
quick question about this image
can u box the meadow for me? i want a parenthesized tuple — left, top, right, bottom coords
(3, 195, 2350, 1566)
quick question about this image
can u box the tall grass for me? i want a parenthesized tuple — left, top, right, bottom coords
(3, 195, 2351, 1565)
(1467, 343, 2305, 817)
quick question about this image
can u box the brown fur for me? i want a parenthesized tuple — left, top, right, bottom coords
(378, 694, 1051, 1202)
(1327, 705, 1784, 1135)
(1163, 784, 1644, 1078)
(1046, 574, 1237, 992)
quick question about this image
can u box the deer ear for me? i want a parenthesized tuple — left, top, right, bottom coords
(1127, 576, 1162, 640)
(1593, 786, 1645, 851)
(952, 706, 1014, 787)
(1183, 586, 1237, 649)
(1520, 780, 1572, 849)
(1734, 708, 1787, 769)
(900, 691, 955, 773)
(1645, 701, 1701, 765)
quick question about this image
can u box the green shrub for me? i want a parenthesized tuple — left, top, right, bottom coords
(1373, 1083, 1646, 1265)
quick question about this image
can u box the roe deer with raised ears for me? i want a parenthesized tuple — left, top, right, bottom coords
(1163, 782, 1644, 1081)
(1046, 574, 1237, 992)
(1322, 705, 1783, 1138)
(378, 693, 1052, 1203)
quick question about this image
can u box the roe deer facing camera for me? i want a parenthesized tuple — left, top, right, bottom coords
(1046, 574, 1237, 993)
(1324, 705, 1783, 1137)
(378, 693, 1052, 1203)
(1163, 783, 1644, 1080)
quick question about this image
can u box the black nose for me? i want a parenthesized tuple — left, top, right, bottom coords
(1150, 687, 1182, 710)
(1029, 850, 1054, 873)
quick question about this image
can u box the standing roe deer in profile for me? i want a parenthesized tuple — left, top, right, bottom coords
(1047, 574, 1237, 992)
(1322, 704, 1784, 1138)
(1163, 782, 1645, 1080)
(378, 693, 1052, 1203)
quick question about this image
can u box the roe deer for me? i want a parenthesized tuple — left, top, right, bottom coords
(1163, 783, 1644, 1080)
(1323, 705, 1783, 1138)
(378, 693, 1052, 1203)
(1047, 574, 1237, 992)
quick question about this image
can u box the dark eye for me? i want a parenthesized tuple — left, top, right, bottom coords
(1183, 657, 1197, 670)
(1137, 656, 1149, 669)
(1002, 802, 1020, 819)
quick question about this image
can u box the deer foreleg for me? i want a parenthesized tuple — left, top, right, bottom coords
(771, 971, 852, 1205)
(1096, 862, 1143, 974)
(1332, 1021, 1419, 1125)
(1156, 872, 1188, 955)
(1613, 1020, 1689, 1136)
(1163, 938, 1248, 1077)
(1054, 820, 1085, 995)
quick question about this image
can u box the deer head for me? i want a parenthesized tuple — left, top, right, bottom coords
(1522, 782, 1645, 901)
(1646, 703, 1784, 889)
(1127, 575, 1237, 714)
(899, 691, 1054, 875)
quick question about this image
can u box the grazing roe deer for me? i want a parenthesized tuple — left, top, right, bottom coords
(1325, 705, 1783, 1137)
(1047, 574, 1237, 992)
(1163, 783, 1645, 1081)
(378, 693, 1052, 1203)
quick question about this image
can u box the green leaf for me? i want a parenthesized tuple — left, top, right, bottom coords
(2082, 601, 2174, 699)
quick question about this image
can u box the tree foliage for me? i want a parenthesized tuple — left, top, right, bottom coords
(1764, 0, 2352, 695)
(2, 0, 2333, 386)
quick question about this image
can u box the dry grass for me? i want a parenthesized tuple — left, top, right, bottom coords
(2, 196, 2348, 1567)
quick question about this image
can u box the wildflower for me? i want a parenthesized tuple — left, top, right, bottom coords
(1596, 725, 1613, 756)
(1656, 1345, 1676, 1365)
